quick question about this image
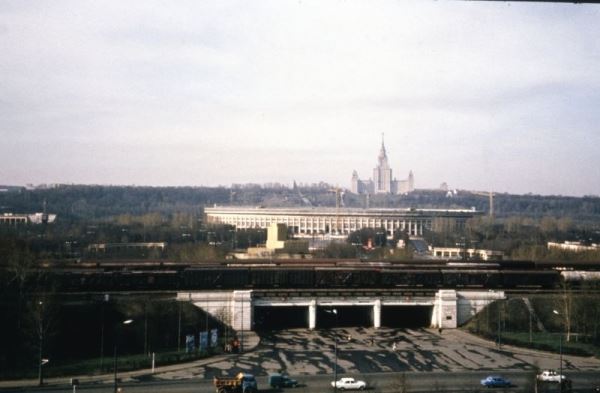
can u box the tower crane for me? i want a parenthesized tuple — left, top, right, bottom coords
(471, 191, 495, 219)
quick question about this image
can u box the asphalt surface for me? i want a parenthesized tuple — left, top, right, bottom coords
(3, 328, 600, 393)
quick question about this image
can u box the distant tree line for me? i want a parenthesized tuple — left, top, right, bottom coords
(0, 185, 599, 264)
(2, 185, 600, 222)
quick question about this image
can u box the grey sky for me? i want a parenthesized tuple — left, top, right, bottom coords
(1, 1, 599, 196)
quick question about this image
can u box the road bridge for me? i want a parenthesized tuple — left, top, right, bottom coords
(178, 288, 505, 331)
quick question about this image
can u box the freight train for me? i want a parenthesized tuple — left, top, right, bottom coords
(25, 259, 574, 292)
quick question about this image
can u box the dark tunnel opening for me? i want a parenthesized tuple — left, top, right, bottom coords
(254, 306, 308, 330)
(317, 306, 373, 328)
(253, 305, 434, 330)
(381, 306, 433, 328)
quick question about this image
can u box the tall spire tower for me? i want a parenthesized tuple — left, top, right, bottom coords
(373, 133, 392, 193)
(350, 136, 415, 195)
(378, 133, 388, 166)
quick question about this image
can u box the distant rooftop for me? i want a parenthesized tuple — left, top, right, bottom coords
(207, 205, 480, 214)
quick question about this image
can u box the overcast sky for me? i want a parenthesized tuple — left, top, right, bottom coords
(1, 1, 599, 196)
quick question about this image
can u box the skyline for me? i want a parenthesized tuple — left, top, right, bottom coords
(1, 1, 600, 197)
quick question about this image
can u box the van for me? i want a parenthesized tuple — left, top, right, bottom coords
(268, 373, 298, 388)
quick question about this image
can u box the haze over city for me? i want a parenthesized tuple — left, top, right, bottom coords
(1, 1, 600, 196)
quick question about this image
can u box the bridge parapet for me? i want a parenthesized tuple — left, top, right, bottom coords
(456, 290, 506, 326)
(178, 290, 252, 331)
(433, 290, 458, 329)
(179, 288, 504, 331)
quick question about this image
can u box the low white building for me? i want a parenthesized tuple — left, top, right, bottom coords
(432, 247, 504, 261)
(0, 212, 56, 225)
(548, 241, 600, 252)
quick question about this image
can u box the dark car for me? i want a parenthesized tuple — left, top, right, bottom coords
(480, 375, 511, 388)
(268, 373, 298, 388)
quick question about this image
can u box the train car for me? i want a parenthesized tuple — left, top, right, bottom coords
(120, 270, 179, 290)
(441, 269, 499, 288)
(314, 268, 380, 288)
(182, 267, 249, 289)
(285, 268, 315, 288)
(379, 269, 443, 288)
(58, 270, 108, 292)
(248, 268, 316, 288)
(533, 260, 600, 271)
(249, 268, 288, 288)
(500, 270, 560, 289)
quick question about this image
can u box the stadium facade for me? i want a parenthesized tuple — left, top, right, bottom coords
(204, 206, 482, 237)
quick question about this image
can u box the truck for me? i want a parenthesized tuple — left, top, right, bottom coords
(268, 373, 298, 388)
(213, 372, 258, 393)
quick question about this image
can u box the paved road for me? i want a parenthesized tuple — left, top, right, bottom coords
(3, 328, 600, 392)
(7, 372, 600, 393)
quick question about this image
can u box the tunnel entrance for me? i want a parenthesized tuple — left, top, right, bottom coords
(382, 306, 433, 328)
(254, 306, 308, 330)
(317, 306, 372, 328)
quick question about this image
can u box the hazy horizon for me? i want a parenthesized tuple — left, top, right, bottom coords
(2, 1, 600, 197)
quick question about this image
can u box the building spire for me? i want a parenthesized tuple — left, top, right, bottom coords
(378, 132, 387, 161)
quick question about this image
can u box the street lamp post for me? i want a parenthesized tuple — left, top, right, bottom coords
(351, 242, 362, 260)
(205, 296, 209, 352)
(177, 301, 182, 352)
(100, 300, 105, 370)
(324, 308, 338, 393)
(114, 319, 133, 393)
(37, 300, 44, 386)
(497, 303, 501, 348)
(229, 229, 236, 250)
(553, 310, 564, 393)
(333, 322, 337, 392)
(240, 295, 244, 354)
(376, 231, 384, 247)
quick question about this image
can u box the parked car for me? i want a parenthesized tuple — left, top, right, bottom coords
(268, 373, 298, 388)
(537, 369, 566, 383)
(480, 375, 511, 388)
(331, 377, 367, 391)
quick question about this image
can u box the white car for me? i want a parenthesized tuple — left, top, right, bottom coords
(331, 377, 367, 391)
(537, 370, 566, 383)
